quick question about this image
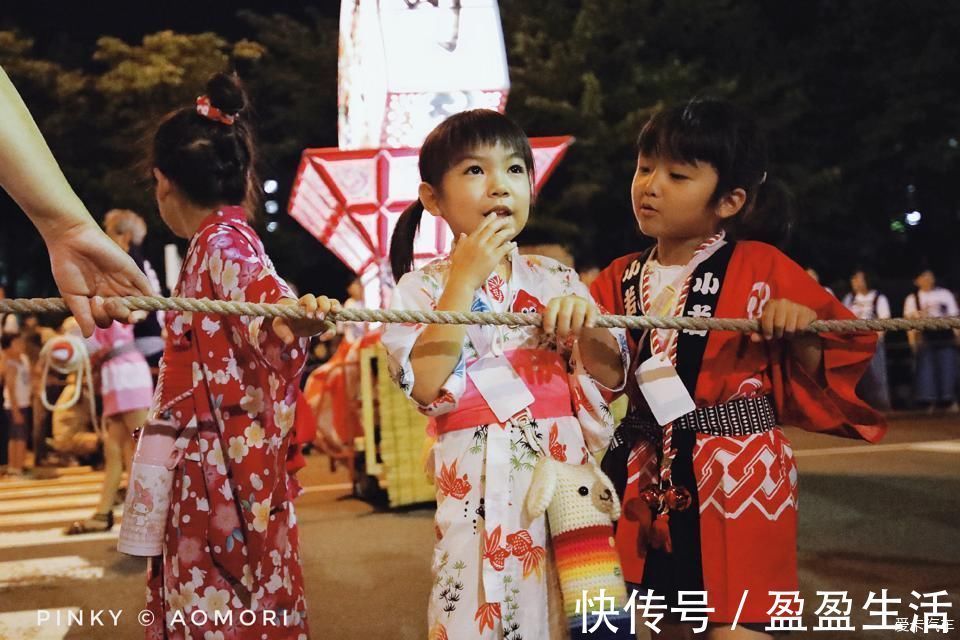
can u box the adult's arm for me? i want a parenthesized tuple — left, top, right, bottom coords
(0, 67, 150, 336)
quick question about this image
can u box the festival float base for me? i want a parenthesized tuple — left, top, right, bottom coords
(354, 342, 436, 507)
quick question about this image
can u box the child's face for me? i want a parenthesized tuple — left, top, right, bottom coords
(347, 280, 363, 301)
(3, 337, 24, 358)
(105, 221, 133, 252)
(424, 142, 531, 240)
(632, 153, 737, 243)
(850, 271, 867, 293)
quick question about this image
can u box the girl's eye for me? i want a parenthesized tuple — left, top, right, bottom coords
(637, 166, 652, 175)
(465, 165, 483, 175)
(670, 172, 689, 180)
(508, 164, 526, 174)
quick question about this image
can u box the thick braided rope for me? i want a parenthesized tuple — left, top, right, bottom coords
(2, 296, 960, 334)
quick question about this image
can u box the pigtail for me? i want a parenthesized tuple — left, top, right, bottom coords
(734, 177, 795, 247)
(390, 199, 425, 281)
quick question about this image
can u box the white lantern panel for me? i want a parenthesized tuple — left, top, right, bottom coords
(338, 0, 510, 150)
(319, 156, 380, 206)
(379, 0, 509, 93)
(384, 151, 421, 204)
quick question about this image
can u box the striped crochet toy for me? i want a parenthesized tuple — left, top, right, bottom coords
(527, 457, 632, 638)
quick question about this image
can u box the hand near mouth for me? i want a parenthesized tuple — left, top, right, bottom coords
(447, 213, 517, 292)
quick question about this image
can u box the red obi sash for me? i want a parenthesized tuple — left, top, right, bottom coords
(434, 349, 575, 434)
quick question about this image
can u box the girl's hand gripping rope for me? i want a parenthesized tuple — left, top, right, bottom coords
(272, 294, 341, 345)
(542, 295, 598, 339)
(752, 298, 825, 381)
(750, 298, 818, 342)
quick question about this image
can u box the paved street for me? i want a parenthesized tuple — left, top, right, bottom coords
(0, 413, 957, 639)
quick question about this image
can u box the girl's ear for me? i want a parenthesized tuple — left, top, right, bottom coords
(153, 168, 171, 200)
(715, 187, 747, 221)
(418, 182, 441, 218)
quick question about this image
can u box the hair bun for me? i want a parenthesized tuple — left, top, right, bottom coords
(205, 72, 247, 116)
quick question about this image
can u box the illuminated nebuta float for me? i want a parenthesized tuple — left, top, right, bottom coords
(290, 1, 572, 499)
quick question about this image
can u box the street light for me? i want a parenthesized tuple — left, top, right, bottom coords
(266, 221, 279, 232)
(905, 211, 922, 226)
(264, 179, 278, 194)
(265, 200, 279, 215)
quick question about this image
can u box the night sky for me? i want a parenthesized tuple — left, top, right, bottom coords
(1, 1, 340, 63)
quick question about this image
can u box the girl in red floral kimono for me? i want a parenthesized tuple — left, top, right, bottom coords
(143, 72, 335, 639)
(588, 99, 887, 639)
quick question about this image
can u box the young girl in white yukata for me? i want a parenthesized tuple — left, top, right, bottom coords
(382, 109, 630, 640)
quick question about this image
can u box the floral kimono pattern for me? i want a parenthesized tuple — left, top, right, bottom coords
(382, 250, 629, 640)
(145, 207, 310, 639)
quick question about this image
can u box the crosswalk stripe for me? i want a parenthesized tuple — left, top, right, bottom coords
(908, 440, 960, 453)
(0, 473, 104, 491)
(794, 438, 960, 457)
(0, 526, 119, 551)
(301, 482, 353, 494)
(0, 608, 76, 640)
(0, 556, 103, 589)
(0, 483, 102, 501)
(0, 506, 121, 529)
(0, 483, 352, 550)
(0, 494, 101, 515)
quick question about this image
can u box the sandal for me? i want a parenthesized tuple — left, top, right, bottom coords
(65, 511, 114, 535)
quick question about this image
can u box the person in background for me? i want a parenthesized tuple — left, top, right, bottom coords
(65, 214, 158, 532)
(341, 276, 369, 343)
(842, 270, 892, 410)
(0, 284, 11, 473)
(904, 269, 960, 413)
(103, 209, 165, 371)
(0, 284, 21, 336)
(805, 266, 835, 297)
(2, 333, 32, 478)
(64, 316, 154, 533)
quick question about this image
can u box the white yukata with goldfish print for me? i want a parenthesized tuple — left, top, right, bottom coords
(382, 249, 629, 640)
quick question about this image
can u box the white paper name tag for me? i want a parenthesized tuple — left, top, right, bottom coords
(635, 353, 696, 426)
(467, 356, 535, 423)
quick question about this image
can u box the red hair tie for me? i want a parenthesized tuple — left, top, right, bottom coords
(195, 95, 236, 125)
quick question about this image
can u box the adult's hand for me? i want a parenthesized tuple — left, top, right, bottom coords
(47, 220, 152, 336)
(1, 67, 151, 336)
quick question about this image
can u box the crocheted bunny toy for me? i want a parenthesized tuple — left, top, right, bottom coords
(527, 457, 631, 637)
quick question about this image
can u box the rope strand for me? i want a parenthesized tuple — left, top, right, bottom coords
(2, 296, 959, 333)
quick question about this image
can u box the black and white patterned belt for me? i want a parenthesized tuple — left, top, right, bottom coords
(611, 395, 778, 449)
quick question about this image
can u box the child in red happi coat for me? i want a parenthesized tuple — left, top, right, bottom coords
(588, 99, 887, 638)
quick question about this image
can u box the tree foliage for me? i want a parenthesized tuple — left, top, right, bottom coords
(500, 0, 960, 287)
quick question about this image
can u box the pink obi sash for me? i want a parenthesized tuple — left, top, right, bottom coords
(434, 349, 575, 434)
